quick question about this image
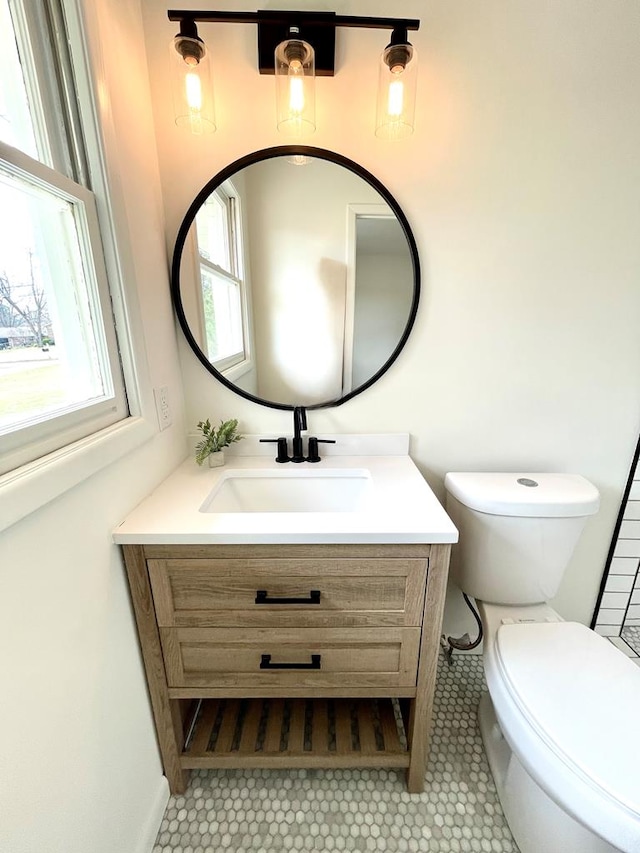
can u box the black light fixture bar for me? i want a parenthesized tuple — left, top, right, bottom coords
(167, 9, 420, 76)
(327, 15, 419, 31)
(167, 11, 419, 30)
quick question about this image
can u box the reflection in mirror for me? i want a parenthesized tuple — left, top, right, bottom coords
(622, 625, 640, 655)
(349, 213, 414, 393)
(174, 149, 419, 409)
(193, 186, 246, 370)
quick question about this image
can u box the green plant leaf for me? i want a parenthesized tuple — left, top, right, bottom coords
(194, 417, 244, 463)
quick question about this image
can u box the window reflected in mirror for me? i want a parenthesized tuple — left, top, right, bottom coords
(193, 184, 249, 373)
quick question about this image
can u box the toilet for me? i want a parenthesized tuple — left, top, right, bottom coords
(444, 472, 640, 853)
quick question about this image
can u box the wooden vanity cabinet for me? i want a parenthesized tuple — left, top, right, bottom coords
(122, 542, 450, 794)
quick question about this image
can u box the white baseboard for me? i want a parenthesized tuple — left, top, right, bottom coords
(135, 776, 169, 853)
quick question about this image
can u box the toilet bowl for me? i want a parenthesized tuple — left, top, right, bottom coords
(480, 604, 640, 853)
(444, 472, 640, 853)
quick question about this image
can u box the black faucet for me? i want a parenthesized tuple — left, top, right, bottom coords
(260, 407, 336, 463)
(291, 406, 307, 463)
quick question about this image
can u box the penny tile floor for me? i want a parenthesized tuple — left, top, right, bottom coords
(620, 624, 640, 657)
(153, 653, 519, 853)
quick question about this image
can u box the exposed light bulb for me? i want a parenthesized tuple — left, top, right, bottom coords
(170, 27, 216, 134)
(288, 61, 305, 114)
(275, 32, 315, 137)
(375, 30, 417, 140)
(185, 71, 202, 111)
(387, 78, 404, 118)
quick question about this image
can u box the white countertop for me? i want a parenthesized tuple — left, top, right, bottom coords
(113, 437, 458, 546)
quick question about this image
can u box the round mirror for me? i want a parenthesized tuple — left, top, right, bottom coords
(171, 146, 420, 411)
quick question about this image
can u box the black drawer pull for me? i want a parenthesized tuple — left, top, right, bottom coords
(260, 654, 321, 670)
(255, 589, 321, 605)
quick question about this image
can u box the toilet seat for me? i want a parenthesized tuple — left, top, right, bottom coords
(485, 621, 640, 853)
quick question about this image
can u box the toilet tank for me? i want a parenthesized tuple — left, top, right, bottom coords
(444, 473, 600, 606)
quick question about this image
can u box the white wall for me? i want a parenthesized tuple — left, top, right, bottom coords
(245, 158, 383, 404)
(144, 0, 640, 638)
(0, 2, 186, 852)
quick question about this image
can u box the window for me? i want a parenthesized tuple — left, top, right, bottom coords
(0, 0, 128, 476)
(194, 183, 250, 373)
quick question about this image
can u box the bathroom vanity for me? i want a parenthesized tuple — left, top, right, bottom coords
(138, 144, 455, 793)
(115, 440, 457, 793)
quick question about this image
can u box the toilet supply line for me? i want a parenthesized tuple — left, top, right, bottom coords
(441, 593, 484, 665)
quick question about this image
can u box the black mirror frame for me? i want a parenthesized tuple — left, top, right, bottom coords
(170, 145, 421, 412)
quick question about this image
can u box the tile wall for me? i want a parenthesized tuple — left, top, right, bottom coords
(593, 436, 640, 662)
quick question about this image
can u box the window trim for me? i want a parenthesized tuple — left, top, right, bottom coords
(0, 0, 160, 531)
(198, 259, 246, 370)
(0, 141, 128, 473)
(193, 180, 253, 377)
(9, 0, 85, 180)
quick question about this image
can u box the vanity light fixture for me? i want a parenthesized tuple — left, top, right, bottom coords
(275, 26, 316, 137)
(168, 10, 420, 138)
(375, 26, 418, 140)
(170, 18, 216, 135)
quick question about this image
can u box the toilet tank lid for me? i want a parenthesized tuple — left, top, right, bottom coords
(444, 472, 600, 517)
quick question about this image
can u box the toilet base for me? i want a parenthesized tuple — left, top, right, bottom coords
(478, 692, 619, 853)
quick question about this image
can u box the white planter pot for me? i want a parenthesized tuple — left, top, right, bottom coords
(208, 450, 225, 468)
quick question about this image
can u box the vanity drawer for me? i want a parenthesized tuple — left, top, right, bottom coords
(160, 627, 421, 690)
(148, 557, 428, 628)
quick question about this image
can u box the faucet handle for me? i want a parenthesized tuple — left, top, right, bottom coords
(306, 437, 336, 463)
(259, 437, 290, 463)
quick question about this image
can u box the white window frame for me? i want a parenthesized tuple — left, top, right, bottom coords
(0, 142, 129, 474)
(0, 0, 157, 531)
(194, 180, 253, 380)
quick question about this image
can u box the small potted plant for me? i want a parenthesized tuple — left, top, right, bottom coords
(195, 418, 243, 467)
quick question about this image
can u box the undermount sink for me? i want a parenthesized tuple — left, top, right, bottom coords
(200, 468, 372, 513)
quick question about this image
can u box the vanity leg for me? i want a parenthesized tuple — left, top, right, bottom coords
(406, 544, 451, 793)
(122, 545, 189, 793)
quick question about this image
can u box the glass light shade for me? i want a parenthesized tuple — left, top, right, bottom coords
(375, 41, 418, 140)
(287, 154, 310, 166)
(170, 35, 216, 135)
(274, 36, 315, 137)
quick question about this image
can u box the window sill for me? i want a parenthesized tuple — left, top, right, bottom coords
(0, 415, 155, 533)
(222, 358, 254, 384)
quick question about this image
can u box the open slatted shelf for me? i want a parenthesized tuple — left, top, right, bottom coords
(181, 697, 409, 770)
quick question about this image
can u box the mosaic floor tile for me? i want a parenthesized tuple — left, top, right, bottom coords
(621, 624, 640, 656)
(153, 653, 519, 853)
